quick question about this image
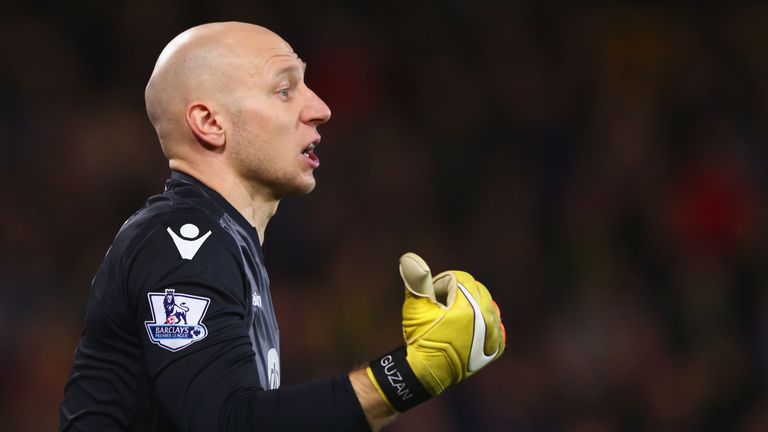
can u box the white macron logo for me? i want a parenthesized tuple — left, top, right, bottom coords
(167, 223, 212, 260)
(458, 282, 499, 373)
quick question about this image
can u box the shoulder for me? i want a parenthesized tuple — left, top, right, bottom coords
(89, 181, 250, 318)
(110, 187, 241, 279)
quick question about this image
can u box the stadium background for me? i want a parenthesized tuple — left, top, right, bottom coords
(2, 1, 768, 430)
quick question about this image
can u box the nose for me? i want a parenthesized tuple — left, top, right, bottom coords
(301, 86, 332, 126)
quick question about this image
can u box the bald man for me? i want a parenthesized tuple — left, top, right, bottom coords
(60, 22, 505, 432)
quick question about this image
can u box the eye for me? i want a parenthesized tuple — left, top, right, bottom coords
(276, 87, 291, 100)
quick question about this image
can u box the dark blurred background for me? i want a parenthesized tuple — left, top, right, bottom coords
(2, 1, 768, 431)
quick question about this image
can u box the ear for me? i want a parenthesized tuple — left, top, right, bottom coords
(186, 102, 226, 148)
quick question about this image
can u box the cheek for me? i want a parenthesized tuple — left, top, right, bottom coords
(234, 117, 289, 168)
(261, 111, 293, 140)
(257, 110, 299, 157)
(229, 99, 298, 163)
(241, 103, 293, 140)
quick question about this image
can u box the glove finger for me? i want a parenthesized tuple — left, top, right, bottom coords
(432, 271, 457, 308)
(498, 321, 507, 357)
(492, 300, 506, 355)
(474, 280, 503, 356)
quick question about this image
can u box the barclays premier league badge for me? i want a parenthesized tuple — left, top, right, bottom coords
(145, 289, 210, 351)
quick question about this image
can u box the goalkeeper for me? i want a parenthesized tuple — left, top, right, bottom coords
(59, 21, 505, 432)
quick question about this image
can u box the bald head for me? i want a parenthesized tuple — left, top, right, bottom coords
(145, 22, 293, 159)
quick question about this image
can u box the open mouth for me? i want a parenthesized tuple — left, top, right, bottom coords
(301, 141, 320, 167)
(302, 142, 316, 158)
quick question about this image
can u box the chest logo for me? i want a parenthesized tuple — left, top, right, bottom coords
(145, 289, 210, 352)
(167, 223, 212, 260)
(267, 348, 280, 389)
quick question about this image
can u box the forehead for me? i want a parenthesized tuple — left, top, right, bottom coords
(235, 32, 302, 73)
(262, 49, 304, 74)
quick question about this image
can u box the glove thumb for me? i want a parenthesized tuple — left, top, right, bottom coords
(399, 253, 454, 307)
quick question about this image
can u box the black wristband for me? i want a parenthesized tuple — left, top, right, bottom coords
(369, 346, 432, 412)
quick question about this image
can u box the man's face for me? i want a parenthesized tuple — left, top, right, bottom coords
(224, 36, 331, 198)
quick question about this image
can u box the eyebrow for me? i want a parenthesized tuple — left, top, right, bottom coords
(273, 59, 307, 80)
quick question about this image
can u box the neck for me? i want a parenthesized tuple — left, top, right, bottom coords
(170, 159, 278, 245)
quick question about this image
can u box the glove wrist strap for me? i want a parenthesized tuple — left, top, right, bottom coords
(369, 346, 432, 412)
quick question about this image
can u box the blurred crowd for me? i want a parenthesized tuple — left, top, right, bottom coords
(2, 1, 768, 431)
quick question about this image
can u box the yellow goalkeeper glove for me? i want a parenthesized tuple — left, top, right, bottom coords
(367, 253, 506, 412)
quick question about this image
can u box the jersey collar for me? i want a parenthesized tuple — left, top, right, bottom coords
(167, 171, 264, 254)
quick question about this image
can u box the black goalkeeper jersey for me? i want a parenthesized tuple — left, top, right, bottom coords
(60, 171, 370, 432)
